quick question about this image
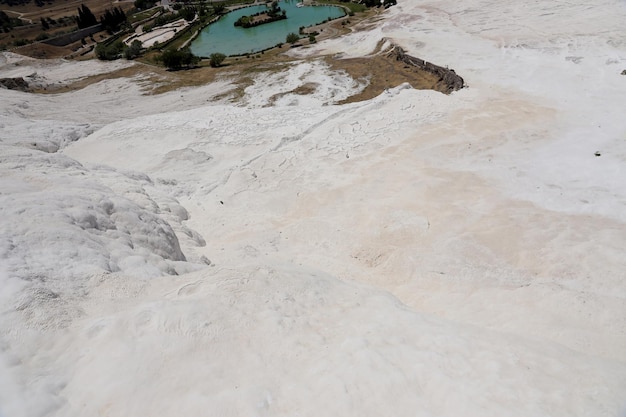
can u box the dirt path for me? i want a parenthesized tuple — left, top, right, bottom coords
(2, 9, 33, 24)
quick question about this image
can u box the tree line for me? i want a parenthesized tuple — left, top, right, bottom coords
(0, 10, 23, 33)
(76, 4, 127, 33)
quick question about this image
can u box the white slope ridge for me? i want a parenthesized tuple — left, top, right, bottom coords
(1, 0, 626, 415)
(19, 265, 626, 417)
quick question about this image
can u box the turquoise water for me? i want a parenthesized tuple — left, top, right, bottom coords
(190, 0, 345, 57)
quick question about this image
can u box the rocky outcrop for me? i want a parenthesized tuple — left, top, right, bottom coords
(0, 77, 29, 92)
(389, 46, 464, 93)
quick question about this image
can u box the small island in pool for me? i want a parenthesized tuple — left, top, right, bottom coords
(234, 1, 287, 28)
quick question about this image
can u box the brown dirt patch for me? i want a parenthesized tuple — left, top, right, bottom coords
(326, 53, 445, 104)
(12, 41, 73, 59)
(266, 81, 319, 105)
(30, 62, 163, 93)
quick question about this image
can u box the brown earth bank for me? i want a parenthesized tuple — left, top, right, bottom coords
(17, 42, 465, 103)
(329, 43, 464, 104)
(10, 39, 93, 59)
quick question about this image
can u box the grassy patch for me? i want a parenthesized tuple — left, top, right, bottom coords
(128, 8, 162, 25)
(315, 0, 367, 13)
(220, 0, 257, 7)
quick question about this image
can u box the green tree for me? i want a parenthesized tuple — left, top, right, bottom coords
(234, 15, 250, 27)
(124, 40, 142, 59)
(76, 4, 97, 29)
(159, 48, 199, 70)
(1, 10, 23, 32)
(95, 40, 125, 60)
(286, 32, 299, 44)
(268, 1, 280, 16)
(134, 0, 157, 9)
(209, 52, 226, 67)
(213, 3, 226, 14)
(178, 7, 196, 21)
(101, 7, 127, 33)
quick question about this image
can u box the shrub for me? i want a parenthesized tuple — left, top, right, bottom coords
(209, 52, 226, 67)
(95, 39, 125, 60)
(179, 7, 196, 21)
(286, 32, 299, 44)
(213, 3, 225, 14)
(13, 38, 30, 46)
(124, 39, 142, 59)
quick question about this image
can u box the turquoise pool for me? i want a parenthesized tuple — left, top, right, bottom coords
(190, 0, 346, 57)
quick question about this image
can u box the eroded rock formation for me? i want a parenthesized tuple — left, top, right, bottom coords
(0, 77, 29, 92)
(389, 46, 464, 93)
